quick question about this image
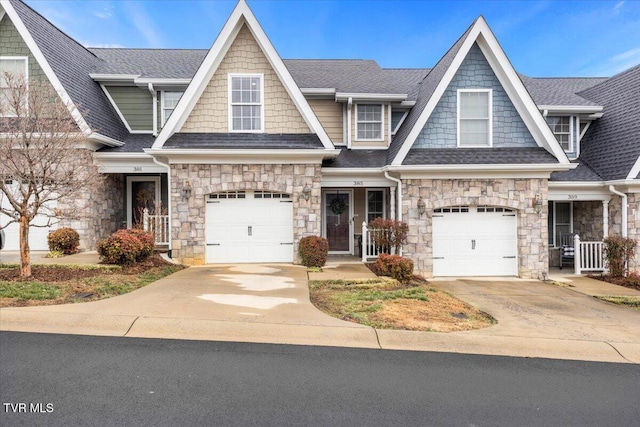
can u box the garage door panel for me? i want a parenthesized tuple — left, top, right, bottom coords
(432, 207, 517, 277)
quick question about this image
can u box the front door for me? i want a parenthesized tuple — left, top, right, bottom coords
(127, 176, 161, 228)
(324, 191, 351, 252)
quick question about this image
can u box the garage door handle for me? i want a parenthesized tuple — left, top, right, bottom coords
(471, 239, 476, 250)
(280, 242, 293, 245)
(433, 257, 444, 260)
(207, 243, 221, 246)
(503, 256, 516, 259)
(248, 226, 252, 236)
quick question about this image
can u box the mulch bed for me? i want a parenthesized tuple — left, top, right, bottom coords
(588, 273, 640, 291)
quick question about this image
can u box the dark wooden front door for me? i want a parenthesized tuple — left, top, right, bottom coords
(325, 192, 350, 251)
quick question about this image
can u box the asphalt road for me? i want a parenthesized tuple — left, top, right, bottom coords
(1, 332, 638, 427)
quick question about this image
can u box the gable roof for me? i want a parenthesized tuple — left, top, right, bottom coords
(519, 75, 607, 107)
(3, 0, 128, 144)
(576, 64, 640, 181)
(152, 0, 333, 150)
(389, 16, 570, 167)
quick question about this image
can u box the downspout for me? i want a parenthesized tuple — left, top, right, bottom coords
(148, 83, 157, 136)
(609, 185, 628, 237)
(347, 97, 353, 150)
(151, 156, 172, 254)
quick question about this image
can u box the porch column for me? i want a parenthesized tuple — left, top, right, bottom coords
(602, 200, 609, 239)
(390, 187, 396, 220)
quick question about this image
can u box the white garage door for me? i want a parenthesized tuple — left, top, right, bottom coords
(432, 206, 517, 276)
(1, 186, 57, 251)
(205, 191, 294, 263)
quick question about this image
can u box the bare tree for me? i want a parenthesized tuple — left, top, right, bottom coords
(0, 72, 103, 277)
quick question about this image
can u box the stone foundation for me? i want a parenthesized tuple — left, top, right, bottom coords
(402, 178, 548, 279)
(170, 163, 322, 265)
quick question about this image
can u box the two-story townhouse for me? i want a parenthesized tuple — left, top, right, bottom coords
(1, 0, 638, 278)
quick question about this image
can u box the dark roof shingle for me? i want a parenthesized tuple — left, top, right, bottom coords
(164, 133, 324, 150)
(403, 147, 558, 165)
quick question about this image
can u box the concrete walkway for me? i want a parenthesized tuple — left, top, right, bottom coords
(0, 250, 101, 265)
(1, 262, 639, 364)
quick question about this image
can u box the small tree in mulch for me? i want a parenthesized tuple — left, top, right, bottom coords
(368, 218, 409, 254)
(604, 235, 637, 278)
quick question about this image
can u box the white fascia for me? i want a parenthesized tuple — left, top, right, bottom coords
(300, 88, 336, 96)
(2, 0, 91, 135)
(627, 156, 640, 180)
(335, 93, 407, 102)
(537, 105, 604, 114)
(93, 152, 167, 174)
(135, 78, 191, 86)
(87, 133, 124, 147)
(153, 1, 333, 150)
(144, 148, 340, 165)
(391, 17, 570, 166)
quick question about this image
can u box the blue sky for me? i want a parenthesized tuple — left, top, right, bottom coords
(25, 0, 640, 77)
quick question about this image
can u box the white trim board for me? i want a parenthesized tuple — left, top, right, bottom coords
(627, 156, 640, 180)
(391, 16, 570, 166)
(152, 0, 333, 150)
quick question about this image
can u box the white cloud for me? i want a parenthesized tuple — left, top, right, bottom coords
(614, 1, 625, 12)
(121, 1, 164, 47)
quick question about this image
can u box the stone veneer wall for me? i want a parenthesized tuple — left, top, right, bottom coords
(573, 201, 604, 241)
(402, 178, 548, 279)
(59, 172, 125, 250)
(170, 164, 321, 265)
(626, 193, 640, 271)
(181, 24, 310, 134)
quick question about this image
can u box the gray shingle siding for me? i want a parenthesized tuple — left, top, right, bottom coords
(413, 43, 537, 150)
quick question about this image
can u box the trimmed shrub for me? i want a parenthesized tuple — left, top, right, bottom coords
(375, 253, 414, 283)
(125, 228, 155, 259)
(368, 218, 409, 254)
(604, 235, 637, 278)
(299, 236, 329, 268)
(97, 229, 153, 266)
(47, 227, 80, 255)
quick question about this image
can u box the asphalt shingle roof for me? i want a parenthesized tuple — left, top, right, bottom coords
(98, 134, 156, 153)
(550, 161, 602, 182)
(321, 149, 389, 168)
(164, 133, 324, 150)
(576, 65, 640, 181)
(519, 76, 606, 106)
(403, 148, 558, 165)
(89, 48, 207, 79)
(10, 0, 129, 141)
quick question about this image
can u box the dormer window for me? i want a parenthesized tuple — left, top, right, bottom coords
(546, 116, 572, 152)
(457, 89, 492, 147)
(356, 104, 383, 141)
(229, 74, 263, 132)
(161, 91, 184, 126)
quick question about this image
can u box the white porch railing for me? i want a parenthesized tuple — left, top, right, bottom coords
(574, 234, 606, 274)
(361, 222, 395, 262)
(142, 208, 170, 246)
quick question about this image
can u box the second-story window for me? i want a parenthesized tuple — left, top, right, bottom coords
(356, 104, 383, 140)
(458, 89, 492, 147)
(0, 57, 28, 117)
(162, 91, 183, 125)
(229, 74, 263, 132)
(546, 116, 571, 152)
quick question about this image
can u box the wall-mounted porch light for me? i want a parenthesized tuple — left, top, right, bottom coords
(532, 194, 543, 215)
(182, 181, 192, 199)
(302, 183, 311, 201)
(417, 197, 426, 217)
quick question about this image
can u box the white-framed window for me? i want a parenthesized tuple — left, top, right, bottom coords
(366, 189, 385, 223)
(356, 104, 383, 141)
(0, 57, 28, 117)
(228, 74, 263, 132)
(548, 201, 573, 247)
(546, 116, 572, 152)
(161, 91, 184, 126)
(457, 89, 492, 147)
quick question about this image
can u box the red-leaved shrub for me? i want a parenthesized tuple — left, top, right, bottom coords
(97, 229, 153, 265)
(47, 227, 80, 254)
(367, 218, 409, 254)
(298, 236, 329, 267)
(375, 253, 414, 283)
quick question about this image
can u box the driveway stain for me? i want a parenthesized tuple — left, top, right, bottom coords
(197, 294, 298, 309)
(217, 274, 295, 291)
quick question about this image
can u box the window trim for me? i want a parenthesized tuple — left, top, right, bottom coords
(457, 89, 492, 148)
(0, 56, 29, 118)
(546, 115, 573, 154)
(355, 103, 384, 142)
(228, 73, 264, 133)
(161, 90, 184, 126)
(365, 189, 386, 223)
(549, 201, 573, 248)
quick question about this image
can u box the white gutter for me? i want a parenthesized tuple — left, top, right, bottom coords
(609, 185, 628, 237)
(148, 83, 157, 136)
(336, 92, 408, 102)
(537, 105, 604, 114)
(384, 171, 402, 222)
(347, 97, 352, 150)
(151, 156, 172, 252)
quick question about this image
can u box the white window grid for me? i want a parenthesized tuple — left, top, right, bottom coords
(355, 104, 384, 141)
(161, 91, 184, 126)
(546, 116, 572, 152)
(457, 89, 492, 147)
(228, 74, 264, 132)
(366, 189, 385, 223)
